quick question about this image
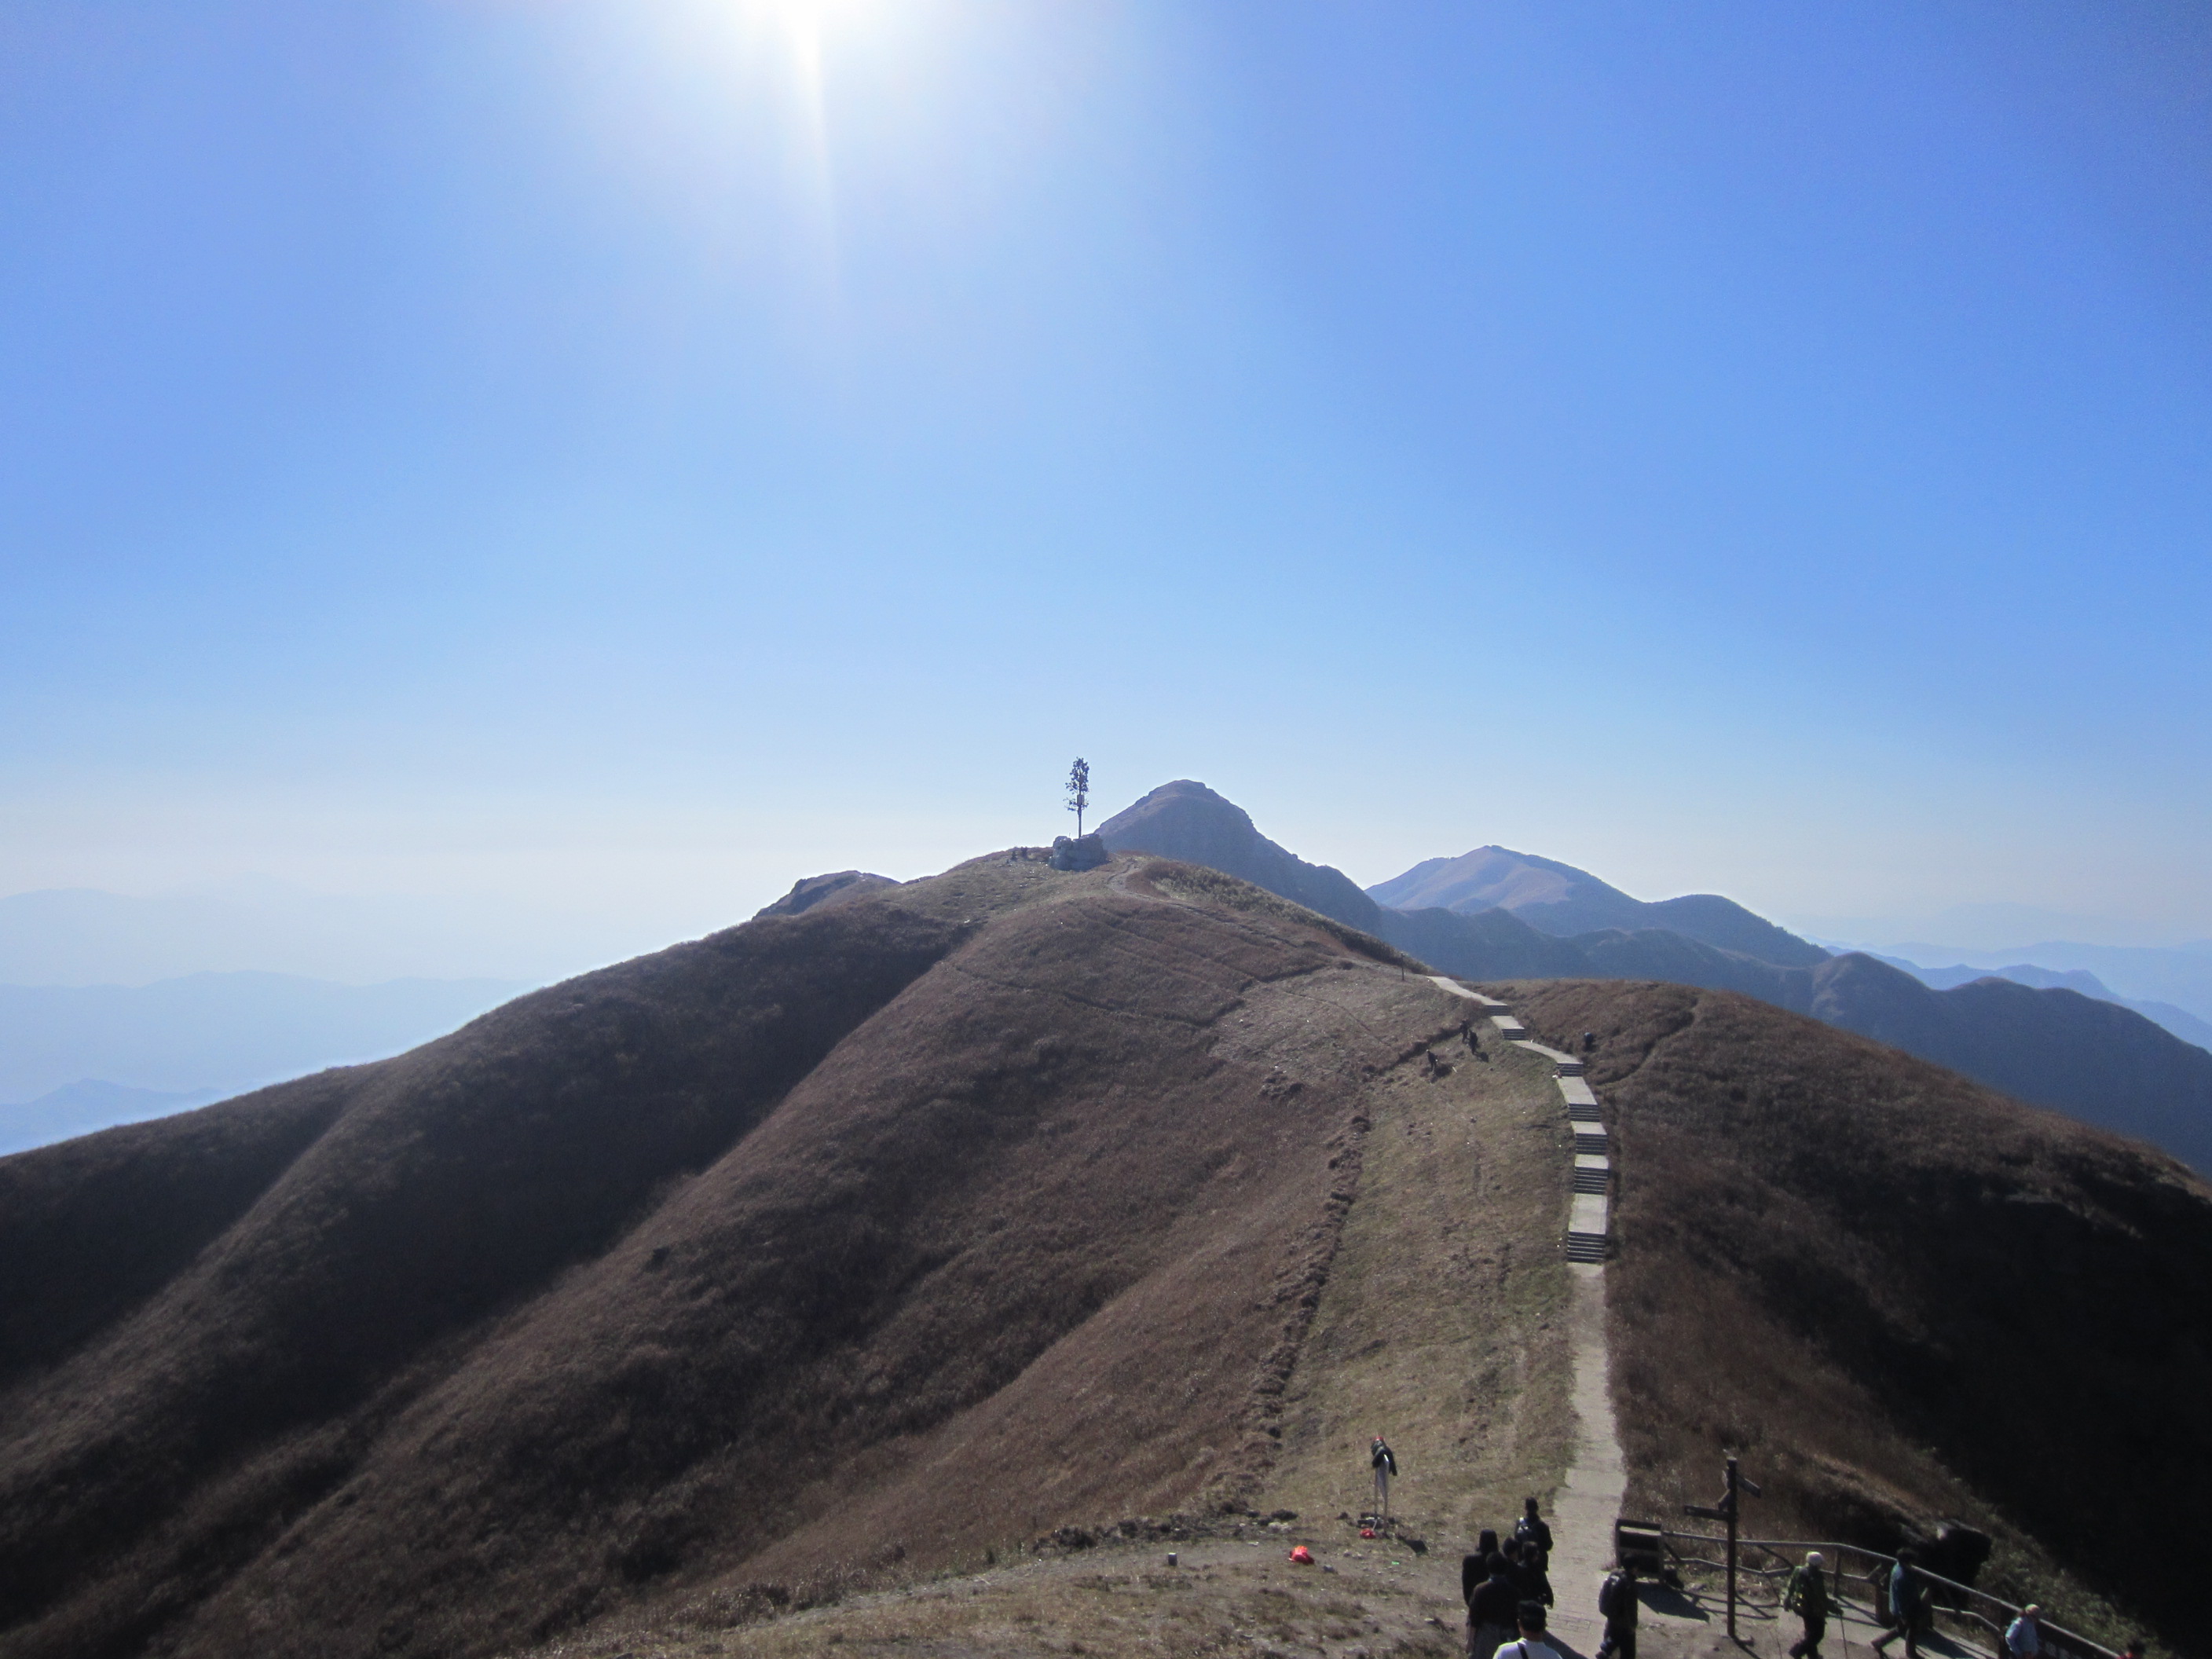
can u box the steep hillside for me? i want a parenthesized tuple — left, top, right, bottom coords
(1501, 980, 2212, 1650)
(0, 851, 1474, 1659)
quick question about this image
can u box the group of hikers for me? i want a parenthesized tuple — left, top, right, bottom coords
(1438, 1496, 2123, 1659)
(1781, 1548, 2124, 1659)
(1459, 1499, 1565, 1659)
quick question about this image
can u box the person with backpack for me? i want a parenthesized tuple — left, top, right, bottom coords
(1783, 1551, 1834, 1659)
(1595, 1558, 1640, 1659)
(1514, 1498, 1555, 1570)
(2005, 1606, 2044, 1659)
(1490, 1600, 1562, 1659)
(1872, 1549, 1925, 1659)
(1467, 1554, 1521, 1659)
(1371, 1436, 1397, 1518)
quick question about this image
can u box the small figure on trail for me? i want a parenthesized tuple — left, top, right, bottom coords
(1581, 1031, 1596, 1053)
(1514, 1497, 1554, 1569)
(1872, 1549, 1925, 1659)
(1370, 1435, 1397, 1518)
(1784, 1551, 1834, 1659)
(1596, 1558, 1640, 1659)
(1467, 1552, 1520, 1658)
(2005, 1606, 2044, 1659)
(1491, 1601, 1562, 1659)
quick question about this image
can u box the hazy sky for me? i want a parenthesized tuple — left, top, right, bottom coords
(5, 0, 2210, 965)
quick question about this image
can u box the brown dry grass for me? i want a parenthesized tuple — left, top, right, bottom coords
(0, 854, 1491, 1659)
(1258, 1033, 1576, 1543)
(514, 1534, 1467, 1659)
(1493, 980, 2212, 1656)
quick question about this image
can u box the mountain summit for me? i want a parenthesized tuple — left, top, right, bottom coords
(1096, 781, 1381, 932)
(1369, 845, 1829, 967)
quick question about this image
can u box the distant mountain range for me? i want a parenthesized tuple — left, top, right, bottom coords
(1862, 939, 2212, 1028)
(0, 1081, 228, 1159)
(1098, 780, 2212, 1173)
(1870, 955, 2212, 1049)
(0, 974, 524, 1153)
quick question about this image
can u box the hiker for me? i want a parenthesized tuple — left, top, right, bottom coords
(1371, 1436, 1397, 1518)
(1873, 1549, 1925, 1659)
(1467, 1553, 1521, 1658)
(1491, 1600, 1562, 1659)
(1514, 1498, 1554, 1569)
(1596, 1558, 1640, 1659)
(2006, 1606, 2044, 1659)
(1511, 1538, 1555, 1609)
(1784, 1551, 1834, 1659)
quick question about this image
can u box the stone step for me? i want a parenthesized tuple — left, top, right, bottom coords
(1565, 1235, 1611, 1263)
(1556, 1077, 1599, 1108)
(1489, 1015, 1527, 1039)
(1426, 976, 1509, 1008)
(1511, 1039, 1585, 1075)
(1567, 1104, 1602, 1122)
(1573, 1167, 1610, 1194)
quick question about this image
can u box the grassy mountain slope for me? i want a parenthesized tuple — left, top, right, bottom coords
(0, 853, 1477, 1659)
(1500, 980, 2212, 1650)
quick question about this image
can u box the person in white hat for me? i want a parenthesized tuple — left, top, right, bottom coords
(1784, 1551, 1836, 1659)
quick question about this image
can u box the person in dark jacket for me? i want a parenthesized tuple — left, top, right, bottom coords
(1467, 1553, 1521, 1658)
(1596, 1558, 1639, 1659)
(1873, 1549, 1925, 1659)
(1514, 1498, 1555, 1569)
(1511, 1539, 1555, 1608)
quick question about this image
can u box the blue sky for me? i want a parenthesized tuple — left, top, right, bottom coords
(5, 0, 2210, 970)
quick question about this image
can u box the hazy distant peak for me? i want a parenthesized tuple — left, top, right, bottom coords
(1368, 844, 1829, 968)
(1366, 844, 1628, 916)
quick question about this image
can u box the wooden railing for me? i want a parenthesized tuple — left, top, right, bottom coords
(1657, 1530, 2116, 1659)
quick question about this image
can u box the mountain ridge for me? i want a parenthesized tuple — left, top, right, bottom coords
(1095, 780, 2212, 1172)
(2, 847, 2204, 1658)
(1367, 842, 1830, 966)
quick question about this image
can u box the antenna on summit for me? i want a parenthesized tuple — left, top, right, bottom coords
(1065, 757, 1091, 837)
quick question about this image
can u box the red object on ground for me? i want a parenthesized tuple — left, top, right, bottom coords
(1360, 1527, 1377, 1538)
(1288, 1545, 1314, 1564)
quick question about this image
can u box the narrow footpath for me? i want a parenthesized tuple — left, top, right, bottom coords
(1429, 976, 1624, 1658)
